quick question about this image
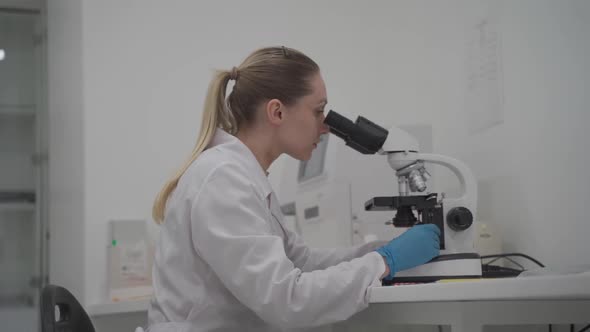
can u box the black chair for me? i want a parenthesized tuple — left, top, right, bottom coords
(40, 284, 95, 332)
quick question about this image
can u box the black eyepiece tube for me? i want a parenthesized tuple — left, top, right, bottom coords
(324, 110, 389, 154)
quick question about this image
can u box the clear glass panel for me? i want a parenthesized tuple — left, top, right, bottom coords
(0, 11, 36, 108)
(0, 7, 46, 332)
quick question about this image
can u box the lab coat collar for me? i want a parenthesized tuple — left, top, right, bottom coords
(209, 128, 273, 199)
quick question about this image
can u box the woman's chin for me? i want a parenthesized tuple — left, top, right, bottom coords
(288, 151, 312, 161)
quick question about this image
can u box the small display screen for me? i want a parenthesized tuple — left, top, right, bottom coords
(304, 206, 319, 220)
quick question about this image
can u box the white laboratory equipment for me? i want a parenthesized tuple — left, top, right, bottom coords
(108, 220, 154, 302)
(323, 110, 482, 282)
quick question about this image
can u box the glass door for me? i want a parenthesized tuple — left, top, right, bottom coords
(0, 6, 47, 332)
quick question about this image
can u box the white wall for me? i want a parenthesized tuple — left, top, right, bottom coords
(277, 0, 590, 268)
(468, 0, 590, 266)
(47, 0, 589, 329)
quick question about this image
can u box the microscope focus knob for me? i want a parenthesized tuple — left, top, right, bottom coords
(446, 207, 473, 231)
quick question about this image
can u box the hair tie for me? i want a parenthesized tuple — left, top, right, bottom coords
(230, 67, 239, 81)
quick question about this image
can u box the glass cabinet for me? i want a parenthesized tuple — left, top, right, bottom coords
(0, 7, 48, 332)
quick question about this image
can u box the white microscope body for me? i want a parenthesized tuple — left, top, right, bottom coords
(326, 111, 482, 282)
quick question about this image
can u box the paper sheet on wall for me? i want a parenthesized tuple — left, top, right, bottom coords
(465, 4, 504, 134)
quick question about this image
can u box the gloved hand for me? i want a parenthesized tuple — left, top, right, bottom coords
(376, 224, 441, 279)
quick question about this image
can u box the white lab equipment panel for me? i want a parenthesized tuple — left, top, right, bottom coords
(295, 181, 352, 248)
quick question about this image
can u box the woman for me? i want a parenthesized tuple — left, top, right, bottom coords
(148, 46, 440, 332)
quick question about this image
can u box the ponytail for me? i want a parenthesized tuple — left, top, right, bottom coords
(153, 46, 320, 223)
(152, 70, 233, 223)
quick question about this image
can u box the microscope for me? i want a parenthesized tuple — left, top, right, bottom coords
(324, 110, 482, 282)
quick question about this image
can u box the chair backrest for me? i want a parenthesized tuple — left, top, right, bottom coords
(40, 284, 95, 332)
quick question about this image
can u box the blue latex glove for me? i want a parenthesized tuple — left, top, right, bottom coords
(376, 224, 441, 279)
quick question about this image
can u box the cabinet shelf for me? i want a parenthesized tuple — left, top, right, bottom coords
(0, 104, 36, 117)
(0, 202, 35, 212)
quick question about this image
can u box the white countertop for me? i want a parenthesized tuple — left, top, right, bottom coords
(85, 273, 590, 316)
(369, 271, 590, 303)
(87, 298, 150, 317)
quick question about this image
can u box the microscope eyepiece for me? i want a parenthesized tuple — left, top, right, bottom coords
(324, 110, 388, 154)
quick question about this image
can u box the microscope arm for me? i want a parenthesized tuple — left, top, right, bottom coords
(386, 152, 478, 213)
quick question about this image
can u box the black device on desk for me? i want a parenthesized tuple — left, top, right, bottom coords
(382, 253, 543, 285)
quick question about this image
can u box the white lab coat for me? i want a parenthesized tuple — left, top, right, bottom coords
(147, 129, 386, 332)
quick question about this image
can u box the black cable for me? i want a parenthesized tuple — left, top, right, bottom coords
(483, 256, 522, 268)
(483, 256, 502, 265)
(501, 256, 525, 270)
(480, 253, 545, 267)
(549, 324, 552, 332)
(578, 324, 590, 332)
(572, 324, 575, 332)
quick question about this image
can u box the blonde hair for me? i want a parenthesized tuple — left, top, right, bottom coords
(152, 46, 320, 223)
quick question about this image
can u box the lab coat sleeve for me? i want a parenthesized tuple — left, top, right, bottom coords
(190, 163, 386, 329)
(281, 222, 388, 272)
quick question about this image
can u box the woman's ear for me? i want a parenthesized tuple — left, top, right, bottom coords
(266, 99, 284, 126)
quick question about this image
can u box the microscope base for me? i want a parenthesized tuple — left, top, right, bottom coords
(391, 253, 482, 283)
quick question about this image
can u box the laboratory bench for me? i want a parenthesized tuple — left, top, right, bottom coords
(337, 271, 590, 332)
